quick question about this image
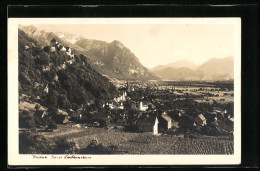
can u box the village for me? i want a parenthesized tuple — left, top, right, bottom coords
(21, 79, 234, 135)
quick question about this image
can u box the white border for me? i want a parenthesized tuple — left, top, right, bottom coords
(8, 18, 241, 165)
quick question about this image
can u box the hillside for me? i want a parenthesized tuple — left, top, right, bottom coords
(18, 29, 117, 111)
(88, 40, 156, 80)
(19, 25, 157, 81)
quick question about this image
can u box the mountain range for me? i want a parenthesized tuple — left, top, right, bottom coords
(19, 25, 234, 81)
(152, 57, 234, 81)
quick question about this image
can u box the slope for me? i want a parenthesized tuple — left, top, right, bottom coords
(18, 29, 117, 111)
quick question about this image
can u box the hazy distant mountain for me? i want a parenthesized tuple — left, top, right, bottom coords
(19, 25, 157, 81)
(197, 56, 234, 78)
(153, 67, 205, 81)
(152, 59, 198, 71)
(152, 57, 234, 81)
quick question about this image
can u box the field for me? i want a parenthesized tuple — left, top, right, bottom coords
(37, 123, 234, 155)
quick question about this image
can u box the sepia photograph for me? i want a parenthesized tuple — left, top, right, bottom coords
(8, 18, 241, 165)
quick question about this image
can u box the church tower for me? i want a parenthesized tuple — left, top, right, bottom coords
(127, 81, 130, 93)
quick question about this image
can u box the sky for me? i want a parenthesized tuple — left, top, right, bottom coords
(37, 23, 234, 68)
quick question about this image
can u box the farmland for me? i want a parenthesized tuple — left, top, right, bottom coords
(36, 123, 234, 155)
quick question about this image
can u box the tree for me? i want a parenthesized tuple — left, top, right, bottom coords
(225, 102, 234, 118)
(34, 54, 49, 68)
(47, 121, 57, 131)
(179, 114, 194, 132)
(34, 104, 40, 111)
(57, 94, 71, 109)
(47, 105, 57, 116)
(46, 90, 59, 107)
(95, 99, 103, 109)
(19, 110, 35, 130)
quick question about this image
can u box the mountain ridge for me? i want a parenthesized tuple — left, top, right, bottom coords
(19, 25, 157, 81)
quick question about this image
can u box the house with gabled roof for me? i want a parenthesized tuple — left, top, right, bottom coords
(138, 101, 148, 111)
(50, 38, 58, 46)
(194, 114, 207, 126)
(66, 46, 71, 53)
(158, 112, 172, 130)
(136, 115, 159, 135)
(205, 111, 218, 123)
(60, 45, 66, 51)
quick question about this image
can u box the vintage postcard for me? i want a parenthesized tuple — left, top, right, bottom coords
(8, 18, 241, 165)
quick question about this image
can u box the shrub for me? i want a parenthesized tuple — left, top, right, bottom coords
(47, 121, 57, 131)
(201, 125, 219, 136)
(52, 137, 79, 154)
(124, 125, 137, 133)
(19, 132, 53, 154)
(79, 140, 118, 154)
(19, 110, 36, 130)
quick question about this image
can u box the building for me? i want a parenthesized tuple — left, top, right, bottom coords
(123, 91, 127, 97)
(118, 102, 124, 109)
(69, 53, 74, 59)
(212, 107, 223, 113)
(42, 65, 50, 71)
(66, 60, 74, 65)
(60, 45, 66, 51)
(114, 91, 126, 102)
(50, 38, 58, 46)
(66, 47, 71, 54)
(158, 112, 172, 130)
(24, 45, 30, 50)
(43, 85, 49, 93)
(136, 115, 159, 135)
(139, 101, 148, 111)
(205, 112, 218, 123)
(126, 81, 131, 93)
(194, 114, 207, 126)
(50, 47, 56, 52)
(106, 102, 114, 109)
(226, 117, 234, 126)
(54, 75, 59, 82)
(61, 63, 66, 69)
